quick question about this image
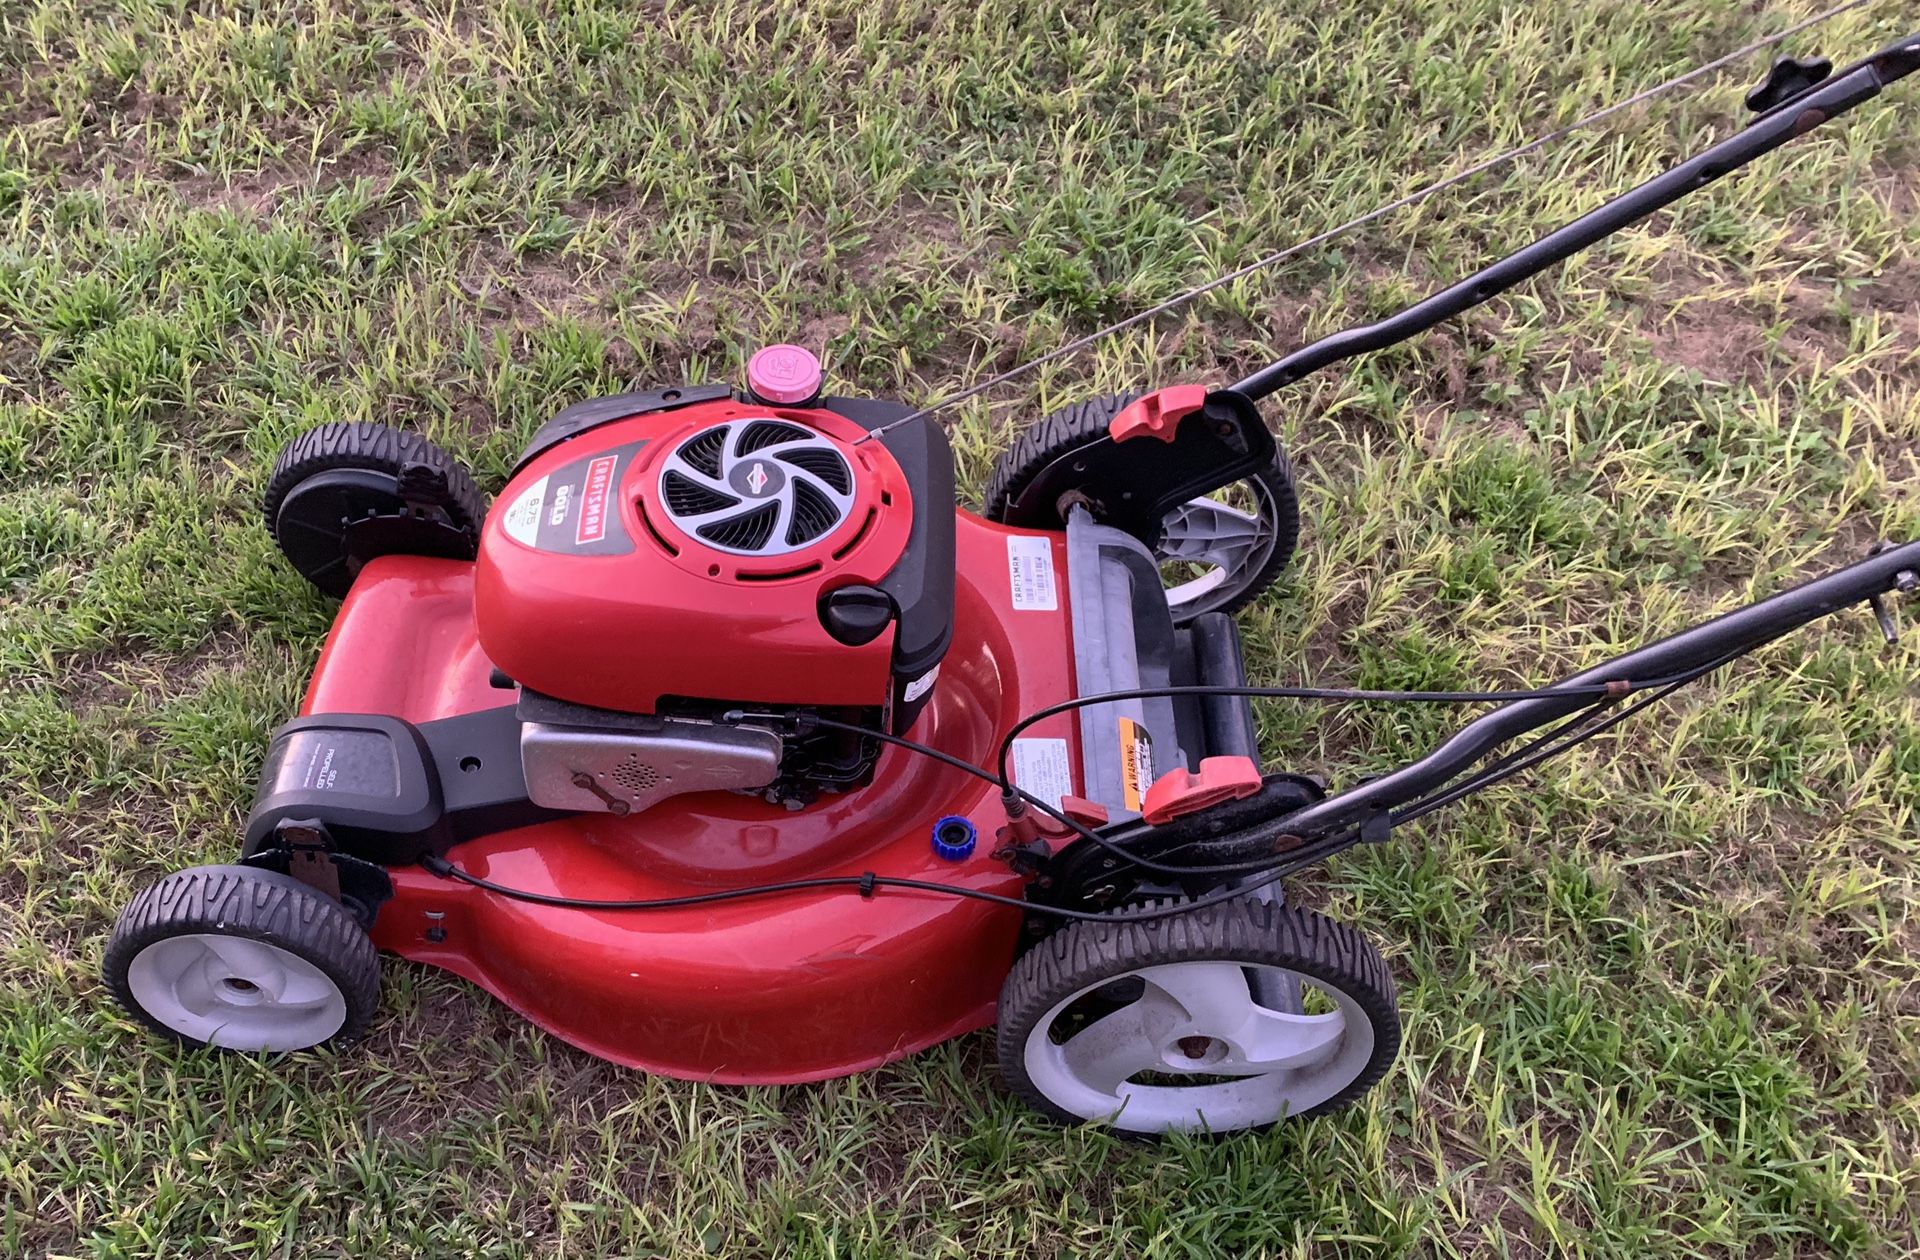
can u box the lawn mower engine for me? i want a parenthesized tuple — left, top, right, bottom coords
(481, 383, 953, 815)
(107, 346, 1314, 1104)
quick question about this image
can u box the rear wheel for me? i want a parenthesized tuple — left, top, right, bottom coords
(997, 897, 1398, 1134)
(982, 393, 1299, 623)
(103, 865, 379, 1052)
(264, 421, 486, 597)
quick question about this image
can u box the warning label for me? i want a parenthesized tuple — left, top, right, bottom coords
(1118, 716, 1154, 812)
(1010, 737, 1074, 810)
(1006, 535, 1058, 611)
(503, 442, 643, 556)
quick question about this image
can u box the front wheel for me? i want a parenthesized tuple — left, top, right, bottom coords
(103, 865, 380, 1052)
(996, 897, 1399, 1135)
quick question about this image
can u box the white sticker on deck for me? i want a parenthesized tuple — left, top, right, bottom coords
(1006, 535, 1058, 611)
(1010, 737, 1074, 810)
(502, 475, 548, 547)
(902, 665, 939, 704)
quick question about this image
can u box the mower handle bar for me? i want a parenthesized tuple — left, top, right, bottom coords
(1256, 539, 1920, 842)
(1226, 31, 1920, 405)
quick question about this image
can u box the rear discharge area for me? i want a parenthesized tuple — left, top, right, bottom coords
(980, 396, 1398, 1135)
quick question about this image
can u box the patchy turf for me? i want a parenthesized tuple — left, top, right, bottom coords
(3, 0, 1918, 1255)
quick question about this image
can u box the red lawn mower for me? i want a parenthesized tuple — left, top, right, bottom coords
(105, 35, 1919, 1134)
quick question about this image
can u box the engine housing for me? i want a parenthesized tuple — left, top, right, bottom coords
(475, 391, 954, 746)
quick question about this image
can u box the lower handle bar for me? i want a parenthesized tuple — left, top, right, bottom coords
(1262, 539, 1920, 840)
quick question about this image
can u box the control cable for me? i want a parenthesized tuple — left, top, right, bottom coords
(423, 659, 1735, 908)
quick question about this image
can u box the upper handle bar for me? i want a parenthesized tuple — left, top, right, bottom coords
(1226, 31, 1920, 405)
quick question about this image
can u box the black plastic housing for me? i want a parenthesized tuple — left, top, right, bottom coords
(243, 707, 551, 865)
(513, 383, 732, 474)
(823, 395, 957, 733)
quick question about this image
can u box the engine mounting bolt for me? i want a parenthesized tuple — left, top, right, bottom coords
(931, 815, 978, 862)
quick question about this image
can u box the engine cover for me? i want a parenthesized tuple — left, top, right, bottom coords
(475, 394, 945, 717)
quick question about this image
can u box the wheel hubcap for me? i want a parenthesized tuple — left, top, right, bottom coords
(1025, 960, 1375, 1132)
(126, 933, 347, 1051)
(1155, 479, 1279, 616)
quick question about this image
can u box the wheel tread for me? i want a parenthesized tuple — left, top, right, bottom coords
(103, 865, 380, 1051)
(981, 392, 1142, 522)
(997, 898, 1399, 1133)
(263, 421, 485, 536)
(262, 421, 487, 596)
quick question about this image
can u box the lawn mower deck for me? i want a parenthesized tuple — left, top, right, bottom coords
(280, 458, 1260, 1081)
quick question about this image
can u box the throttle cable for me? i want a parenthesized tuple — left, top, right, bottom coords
(852, 0, 1875, 448)
(422, 662, 1733, 908)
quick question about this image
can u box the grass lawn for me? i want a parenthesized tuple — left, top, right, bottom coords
(4, 0, 1919, 1255)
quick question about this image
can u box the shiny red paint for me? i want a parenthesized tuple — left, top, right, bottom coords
(474, 399, 915, 714)
(304, 513, 1083, 1083)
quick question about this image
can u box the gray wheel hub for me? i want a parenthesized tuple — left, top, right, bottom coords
(1022, 959, 1375, 1133)
(125, 933, 348, 1051)
(1154, 478, 1280, 615)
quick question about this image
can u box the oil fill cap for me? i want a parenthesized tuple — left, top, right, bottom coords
(747, 344, 824, 406)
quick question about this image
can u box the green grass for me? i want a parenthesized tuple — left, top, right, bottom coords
(3, 0, 1919, 1254)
